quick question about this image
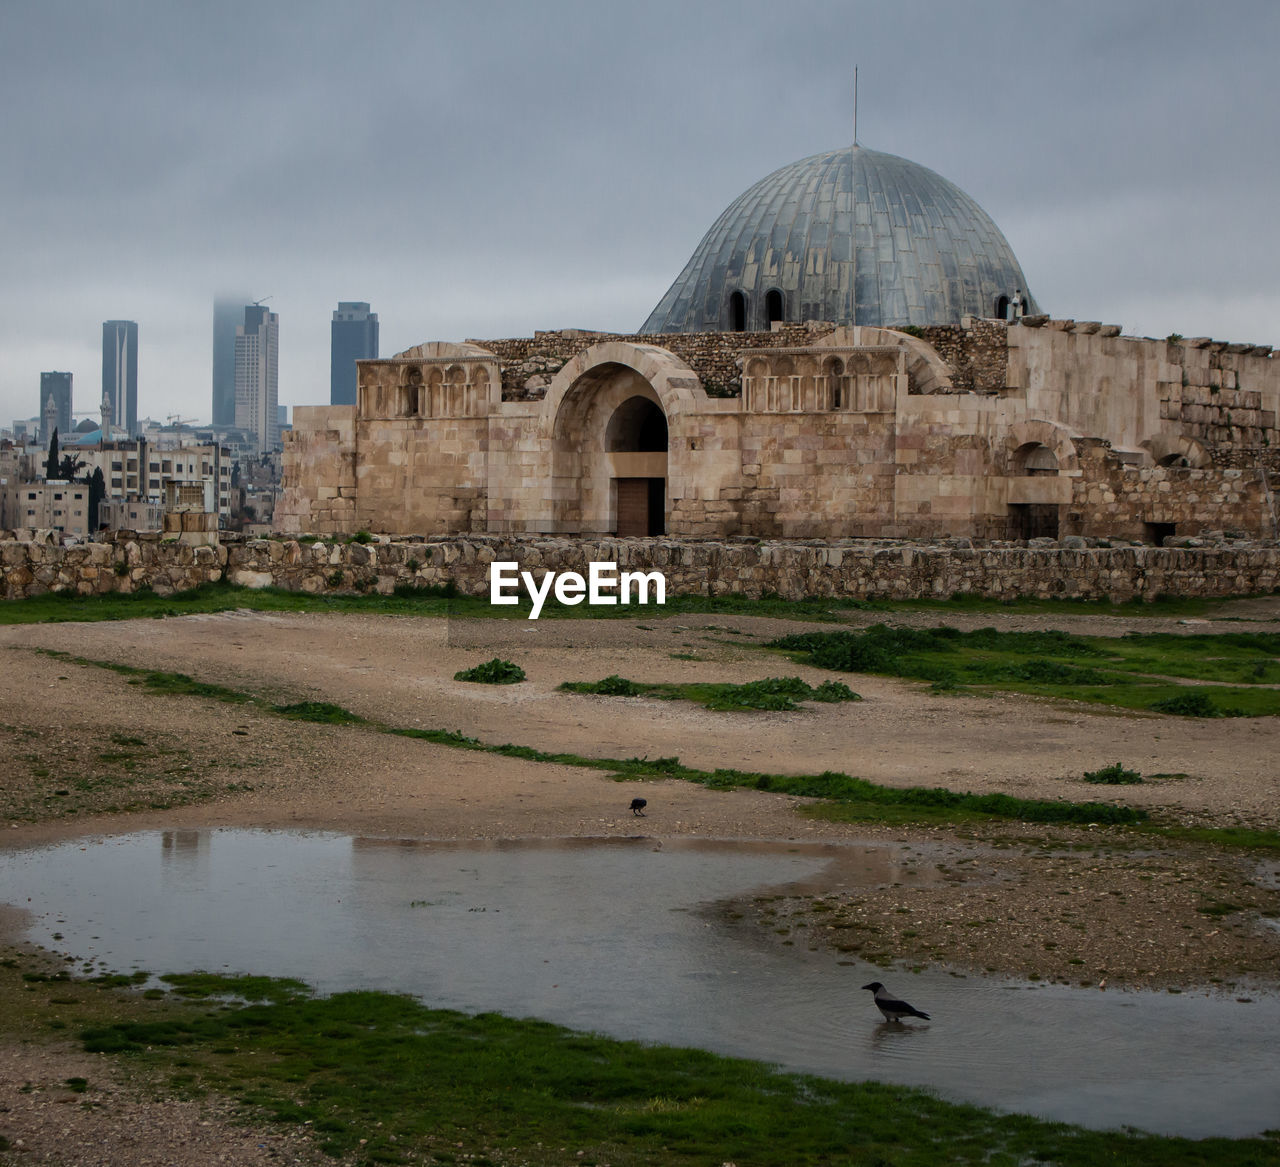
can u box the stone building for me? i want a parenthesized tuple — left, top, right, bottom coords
(278, 144, 1278, 544)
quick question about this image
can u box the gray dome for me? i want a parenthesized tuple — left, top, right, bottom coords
(640, 144, 1039, 333)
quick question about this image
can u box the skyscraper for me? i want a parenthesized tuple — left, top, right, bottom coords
(212, 297, 250, 426)
(102, 320, 138, 437)
(234, 304, 279, 451)
(330, 301, 378, 406)
(39, 372, 73, 442)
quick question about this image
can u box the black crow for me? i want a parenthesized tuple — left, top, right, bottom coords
(861, 981, 930, 1023)
(629, 797, 647, 816)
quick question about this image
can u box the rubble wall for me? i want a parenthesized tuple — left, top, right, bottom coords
(3, 533, 1278, 604)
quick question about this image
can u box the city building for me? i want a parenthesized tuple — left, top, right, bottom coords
(280, 140, 1279, 544)
(102, 320, 139, 437)
(331, 301, 379, 406)
(39, 372, 73, 443)
(99, 495, 163, 533)
(234, 304, 280, 452)
(9, 480, 91, 538)
(212, 297, 250, 427)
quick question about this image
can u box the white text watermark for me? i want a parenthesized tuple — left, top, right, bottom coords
(490, 561, 666, 620)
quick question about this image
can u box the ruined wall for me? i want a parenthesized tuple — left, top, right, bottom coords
(917, 318, 1009, 393)
(474, 324, 839, 400)
(4, 532, 1280, 604)
(1065, 443, 1274, 540)
(1008, 321, 1280, 461)
(276, 406, 358, 534)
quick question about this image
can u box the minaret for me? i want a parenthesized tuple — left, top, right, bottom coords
(42, 394, 58, 447)
(100, 392, 112, 441)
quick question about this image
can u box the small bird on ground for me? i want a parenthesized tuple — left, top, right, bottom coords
(629, 797, 648, 816)
(861, 981, 931, 1023)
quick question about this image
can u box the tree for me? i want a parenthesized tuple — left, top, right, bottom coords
(87, 467, 106, 530)
(45, 428, 59, 479)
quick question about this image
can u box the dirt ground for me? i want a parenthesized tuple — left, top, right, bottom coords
(1, 601, 1278, 1163)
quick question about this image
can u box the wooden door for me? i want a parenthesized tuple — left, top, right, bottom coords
(616, 478, 649, 537)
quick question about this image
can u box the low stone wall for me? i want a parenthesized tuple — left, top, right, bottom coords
(3, 533, 1279, 604)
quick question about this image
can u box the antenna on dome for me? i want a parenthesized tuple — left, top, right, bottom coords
(853, 66, 859, 146)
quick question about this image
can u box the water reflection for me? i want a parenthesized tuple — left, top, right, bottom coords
(2, 829, 1276, 1139)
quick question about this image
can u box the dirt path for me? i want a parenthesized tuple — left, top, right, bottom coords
(2, 607, 1278, 830)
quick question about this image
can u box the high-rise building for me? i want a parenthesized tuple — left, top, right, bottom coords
(330, 301, 378, 406)
(39, 372, 73, 442)
(212, 298, 249, 426)
(102, 320, 138, 437)
(234, 305, 279, 451)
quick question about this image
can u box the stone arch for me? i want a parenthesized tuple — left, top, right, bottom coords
(1141, 434, 1210, 469)
(1006, 420, 1080, 475)
(538, 341, 704, 535)
(765, 288, 784, 326)
(814, 324, 955, 395)
(607, 396, 668, 452)
(425, 366, 444, 417)
(540, 341, 704, 439)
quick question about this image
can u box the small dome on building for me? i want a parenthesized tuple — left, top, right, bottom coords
(640, 144, 1039, 333)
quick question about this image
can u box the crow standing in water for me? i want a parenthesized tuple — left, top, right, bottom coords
(629, 797, 648, 816)
(861, 982, 931, 1023)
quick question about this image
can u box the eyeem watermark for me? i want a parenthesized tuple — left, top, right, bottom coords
(490, 561, 666, 620)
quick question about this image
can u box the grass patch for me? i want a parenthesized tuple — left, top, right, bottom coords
(56, 970, 1279, 1167)
(272, 701, 368, 725)
(0, 580, 869, 626)
(1082, 763, 1143, 785)
(769, 624, 1280, 716)
(558, 675, 861, 712)
(453, 658, 526, 684)
(8, 580, 1259, 628)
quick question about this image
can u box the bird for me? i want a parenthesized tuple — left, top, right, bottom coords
(629, 797, 647, 816)
(861, 982, 931, 1023)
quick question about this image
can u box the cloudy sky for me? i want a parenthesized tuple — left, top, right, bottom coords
(2, 0, 1277, 429)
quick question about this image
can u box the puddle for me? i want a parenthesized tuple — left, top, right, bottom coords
(2, 829, 1277, 1139)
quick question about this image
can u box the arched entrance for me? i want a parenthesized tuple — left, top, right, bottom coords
(539, 340, 702, 536)
(608, 396, 667, 536)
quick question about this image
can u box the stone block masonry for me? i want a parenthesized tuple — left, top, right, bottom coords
(2, 532, 1278, 605)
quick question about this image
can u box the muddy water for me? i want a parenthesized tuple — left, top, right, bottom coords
(2, 829, 1276, 1138)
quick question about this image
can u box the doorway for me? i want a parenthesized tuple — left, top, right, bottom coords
(616, 477, 666, 537)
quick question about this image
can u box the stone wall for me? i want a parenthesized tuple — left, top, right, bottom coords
(918, 318, 1009, 394)
(475, 324, 839, 400)
(4, 532, 1279, 605)
(280, 321, 1280, 544)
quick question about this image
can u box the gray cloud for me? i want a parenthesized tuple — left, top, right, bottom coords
(3, 0, 1277, 427)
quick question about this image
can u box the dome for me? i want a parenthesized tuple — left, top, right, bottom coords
(640, 144, 1039, 333)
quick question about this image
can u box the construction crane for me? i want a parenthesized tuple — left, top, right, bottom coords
(252, 295, 273, 306)
(166, 415, 197, 428)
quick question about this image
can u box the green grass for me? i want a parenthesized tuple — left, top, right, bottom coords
(454, 658, 527, 684)
(5, 579, 1267, 628)
(60, 971, 1280, 1167)
(558, 675, 861, 711)
(1082, 763, 1143, 785)
(769, 625, 1280, 716)
(0, 580, 869, 625)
